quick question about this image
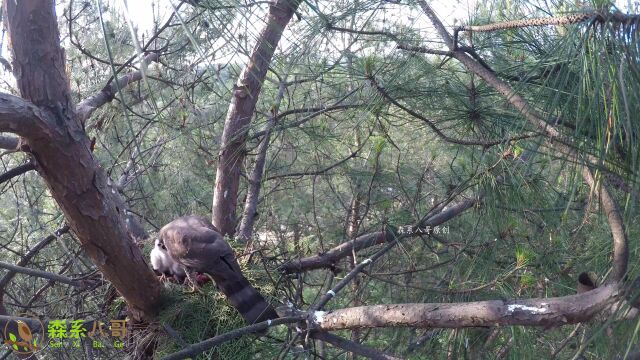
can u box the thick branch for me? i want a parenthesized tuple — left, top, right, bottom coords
(4, 1, 73, 112)
(458, 13, 592, 33)
(212, 0, 301, 236)
(313, 284, 621, 330)
(582, 168, 628, 282)
(0, 93, 49, 138)
(4, 0, 161, 320)
(0, 315, 43, 334)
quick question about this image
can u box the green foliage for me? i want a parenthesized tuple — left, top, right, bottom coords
(153, 285, 254, 359)
(1, 0, 639, 358)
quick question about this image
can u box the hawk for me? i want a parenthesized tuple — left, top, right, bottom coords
(158, 215, 278, 324)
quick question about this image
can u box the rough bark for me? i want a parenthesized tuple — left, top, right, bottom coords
(2, 0, 161, 320)
(6, 1, 74, 113)
(0, 94, 47, 135)
(313, 284, 622, 330)
(212, 0, 301, 236)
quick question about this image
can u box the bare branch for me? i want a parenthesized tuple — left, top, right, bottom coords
(581, 168, 628, 283)
(250, 104, 362, 140)
(76, 53, 160, 123)
(312, 284, 622, 330)
(327, 24, 400, 41)
(0, 162, 35, 185)
(281, 231, 386, 274)
(238, 78, 286, 243)
(116, 136, 166, 191)
(280, 195, 479, 274)
(0, 315, 43, 333)
(265, 147, 363, 181)
(276, 104, 361, 121)
(0, 225, 70, 290)
(396, 44, 452, 56)
(369, 76, 539, 146)
(0, 260, 81, 287)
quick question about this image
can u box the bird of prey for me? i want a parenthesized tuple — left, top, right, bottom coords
(158, 215, 278, 324)
(150, 238, 187, 283)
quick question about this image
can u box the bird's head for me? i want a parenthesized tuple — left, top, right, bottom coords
(155, 238, 168, 251)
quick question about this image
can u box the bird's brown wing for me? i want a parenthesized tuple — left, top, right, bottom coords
(160, 216, 277, 324)
(179, 214, 221, 233)
(161, 222, 238, 272)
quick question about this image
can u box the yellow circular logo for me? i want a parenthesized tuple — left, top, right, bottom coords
(3, 314, 44, 354)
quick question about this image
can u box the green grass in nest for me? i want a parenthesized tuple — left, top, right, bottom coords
(152, 281, 282, 359)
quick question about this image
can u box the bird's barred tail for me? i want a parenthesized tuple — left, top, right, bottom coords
(215, 275, 278, 325)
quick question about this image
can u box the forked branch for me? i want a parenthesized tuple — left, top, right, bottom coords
(415, 0, 629, 282)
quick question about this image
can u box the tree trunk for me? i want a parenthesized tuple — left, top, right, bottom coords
(212, 0, 300, 236)
(2, 0, 161, 321)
